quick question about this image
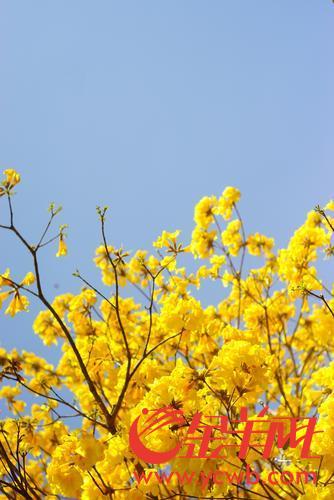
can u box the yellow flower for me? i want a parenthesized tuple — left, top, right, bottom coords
(214, 186, 241, 220)
(0, 291, 11, 308)
(325, 200, 334, 211)
(0, 270, 34, 315)
(208, 340, 274, 403)
(33, 310, 64, 345)
(56, 235, 67, 257)
(5, 292, 29, 316)
(75, 434, 105, 470)
(194, 196, 217, 229)
(47, 461, 83, 498)
(247, 232, 274, 257)
(21, 272, 35, 286)
(221, 219, 243, 256)
(153, 229, 181, 250)
(2, 168, 21, 188)
(0, 268, 12, 287)
(190, 227, 217, 258)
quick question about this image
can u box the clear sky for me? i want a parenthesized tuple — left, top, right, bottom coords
(0, 1, 333, 362)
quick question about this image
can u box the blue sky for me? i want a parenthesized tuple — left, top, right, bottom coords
(0, 1, 333, 361)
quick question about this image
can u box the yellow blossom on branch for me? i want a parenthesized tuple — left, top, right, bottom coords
(0, 171, 333, 499)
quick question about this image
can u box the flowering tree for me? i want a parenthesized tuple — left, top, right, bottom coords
(0, 169, 334, 499)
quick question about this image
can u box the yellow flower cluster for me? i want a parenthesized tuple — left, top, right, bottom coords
(0, 170, 334, 499)
(0, 269, 35, 316)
